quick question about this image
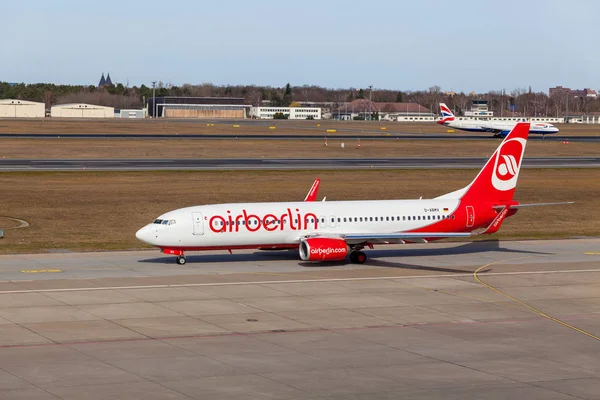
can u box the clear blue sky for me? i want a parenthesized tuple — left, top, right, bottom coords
(2, 0, 598, 93)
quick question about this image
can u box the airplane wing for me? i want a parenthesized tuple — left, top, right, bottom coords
(478, 125, 504, 134)
(304, 178, 320, 202)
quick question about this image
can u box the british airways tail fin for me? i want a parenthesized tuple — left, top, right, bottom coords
(438, 103, 455, 125)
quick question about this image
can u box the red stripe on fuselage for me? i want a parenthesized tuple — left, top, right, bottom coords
(162, 243, 300, 252)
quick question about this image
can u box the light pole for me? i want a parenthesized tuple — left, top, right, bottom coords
(368, 85, 373, 120)
(151, 81, 156, 118)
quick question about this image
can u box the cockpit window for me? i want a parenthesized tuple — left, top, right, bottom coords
(162, 220, 169, 225)
(168, 220, 176, 225)
(153, 219, 163, 224)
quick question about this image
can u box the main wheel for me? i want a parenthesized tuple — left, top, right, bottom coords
(349, 251, 367, 264)
(176, 256, 186, 265)
(355, 251, 367, 264)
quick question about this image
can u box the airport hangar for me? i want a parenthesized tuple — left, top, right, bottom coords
(50, 103, 114, 118)
(147, 96, 250, 119)
(0, 99, 45, 118)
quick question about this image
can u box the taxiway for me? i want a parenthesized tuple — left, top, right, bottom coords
(0, 239, 599, 399)
(0, 156, 599, 171)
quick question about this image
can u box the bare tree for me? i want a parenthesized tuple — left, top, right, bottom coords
(245, 88, 263, 107)
(41, 91, 54, 110)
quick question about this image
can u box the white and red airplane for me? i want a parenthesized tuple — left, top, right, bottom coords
(136, 122, 569, 265)
(438, 103, 559, 137)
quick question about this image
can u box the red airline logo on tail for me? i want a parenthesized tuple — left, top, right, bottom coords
(491, 136, 526, 191)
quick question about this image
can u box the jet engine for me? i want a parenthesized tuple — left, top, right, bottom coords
(299, 238, 348, 261)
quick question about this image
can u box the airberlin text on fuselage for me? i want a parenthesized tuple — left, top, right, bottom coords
(209, 208, 318, 233)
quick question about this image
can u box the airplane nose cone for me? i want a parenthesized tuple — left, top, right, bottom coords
(136, 225, 153, 244)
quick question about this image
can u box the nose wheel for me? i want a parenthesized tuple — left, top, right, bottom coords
(349, 251, 367, 264)
(176, 256, 187, 265)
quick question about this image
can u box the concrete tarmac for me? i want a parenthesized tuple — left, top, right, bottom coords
(0, 238, 600, 399)
(1, 156, 599, 171)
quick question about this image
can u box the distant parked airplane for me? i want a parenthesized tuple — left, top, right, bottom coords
(438, 103, 559, 137)
(136, 123, 570, 265)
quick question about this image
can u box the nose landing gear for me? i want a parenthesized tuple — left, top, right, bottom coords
(176, 255, 187, 265)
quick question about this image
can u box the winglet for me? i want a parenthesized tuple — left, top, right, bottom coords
(304, 178, 320, 202)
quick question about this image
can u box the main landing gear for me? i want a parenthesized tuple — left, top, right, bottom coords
(349, 250, 367, 264)
(176, 255, 186, 265)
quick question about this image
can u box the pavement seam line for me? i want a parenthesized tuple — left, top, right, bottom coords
(474, 258, 600, 342)
(3, 266, 600, 294)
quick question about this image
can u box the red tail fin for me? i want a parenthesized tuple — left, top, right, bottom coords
(461, 122, 530, 203)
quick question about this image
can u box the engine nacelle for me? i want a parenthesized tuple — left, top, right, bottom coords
(299, 238, 348, 261)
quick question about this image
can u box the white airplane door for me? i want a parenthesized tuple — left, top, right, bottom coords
(319, 216, 326, 229)
(192, 212, 204, 235)
(466, 206, 475, 228)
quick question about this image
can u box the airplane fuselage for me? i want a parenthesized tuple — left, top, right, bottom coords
(136, 198, 504, 251)
(440, 119, 558, 136)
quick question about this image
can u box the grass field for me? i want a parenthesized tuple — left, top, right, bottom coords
(1, 119, 600, 136)
(0, 138, 597, 159)
(0, 169, 597, 254)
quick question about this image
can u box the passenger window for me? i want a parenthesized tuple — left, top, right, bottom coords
(370, 217, 373, 221)
(343, 217, 347, 222)
(403, 216, 406, 221)
(337, 218, 341, 223)
(386, 217, 389, 221)
(354, 217, 357, 222)
(375, 217, 378, 221)
(360, 217, 363, 222)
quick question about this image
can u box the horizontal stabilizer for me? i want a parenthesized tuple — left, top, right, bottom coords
(493, 201, 574, 210)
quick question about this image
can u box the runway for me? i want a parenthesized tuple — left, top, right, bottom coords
(1, 132, 600, 142)
(1, 239, 600, 399)
(0, 156, 599, 171)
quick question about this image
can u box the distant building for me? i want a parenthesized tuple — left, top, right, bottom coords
(51, 103, 114, 118)
(464, 100, 493, 117)
(116, 109, 146, 119)
(0, 99, 45, 118)
(549, 86, 597, 98)
(98, 72, 113, 89)
(147, 96, 250, 118)
(250, 107, 322, 120)
(333, 99, 434, 121)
